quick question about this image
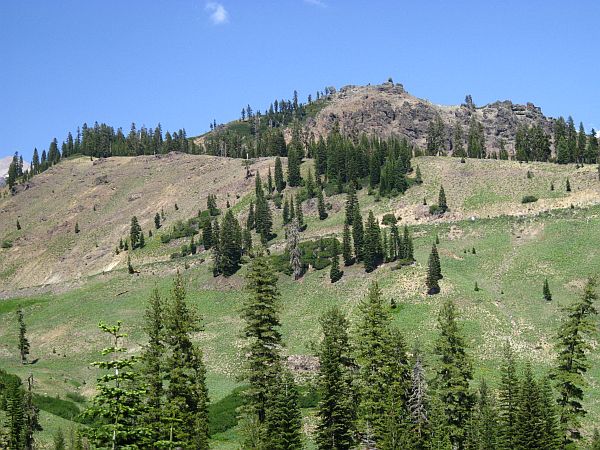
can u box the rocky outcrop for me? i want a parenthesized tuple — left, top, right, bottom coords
(303, 82, 555, 155)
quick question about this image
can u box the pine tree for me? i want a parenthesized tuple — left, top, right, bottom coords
(553, 278, 598, 446)
(17, 307, 30, 364)
(295, 194, 304, 229)
(363, 211, 382, 273)
(438, 185, 448, 212)
(403, 225, 414, 261)
(352, 210, 364, 262)
(53, 428, 66, 450)
(23, 374, 41, 448)
(263, 368, 303, 450)
(316, 307, 355, 450)
(317, 188, 328, 220)
(267, 167, 274, 194)
(415, 165, 423, 184)
(163, 273, 209, 449)
(219, 209, 242, 276)
(74, 222, 80, 234)
(345, 185, 358, 225)
(497, 342, 519, 450)
(282, 197, 290, 225)
(514, 363, 545, 449)
(539, 377, 562, 450)
(426, 244, 442, 295)
(202, 219, 213, 250)
(470, 379, 498, 450)
(247, 200, 255, 230)
(127, 255, 134, 274)
(435, 299, 474, 449)
(274, 156, 286, 192)
(130, 216, 141, 249)
(243, 226, 253, 256)
(287, 145, 302, 187)
(154, 212, 161, 229)
(242, 257, 282, 425)
(566, 178, 571, 192)
(16, 219, 21, 230)
(254, 172, 273, 244)
(140, 288, 165, 444)
(342, 223, 353, 266)
(139, 230, 145, 248)
(543, 278, 552, 301)
(85, 321, 149, 448)
(329, 237, 342, 283)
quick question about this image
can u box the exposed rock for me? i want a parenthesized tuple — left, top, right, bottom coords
(304, 83, 555, 156)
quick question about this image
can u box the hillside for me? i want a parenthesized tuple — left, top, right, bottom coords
(2, 154, 600, 447)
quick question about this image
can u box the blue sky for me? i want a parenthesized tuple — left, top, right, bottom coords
(1, 0, 599, 161)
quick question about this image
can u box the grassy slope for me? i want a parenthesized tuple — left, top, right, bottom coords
(2, 156, 600, 447)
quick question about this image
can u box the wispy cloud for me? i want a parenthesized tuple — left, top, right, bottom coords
(205, 2, 229, 25)
(304, 0, 327, 7)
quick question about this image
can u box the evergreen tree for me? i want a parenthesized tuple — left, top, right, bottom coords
(407, 352, 430, 450)
(74, 222, 80, 234)
(247, 200, 255, 230)
(438, 185, 448, 212)
(287, 219, 303, 280)
(163, 273, 209, 449)
(566, 178, 571, 192)
(329, 237, 342, 283)
(243, 226, 253, 256)
(53, 429, 66, 450)
(497, 343, 519, 450)
(295, 194, 304, 229)
(139, 230, 145, 248)
(415, 164, 423, 184)
(154, 212, 161, 229)
(203, 219, 213, 250)
(16, 219, 21, 230)
(591, 429, 600, 450)
(287, 146, 302, 187)
(352, 210, 364, 262)
(263, 368, 303, 450)
(218, 209, 242, 276)
(274, 156, 286, 192)
(317, 188, 328, 220)
(553, 278, 598, 446)
(514, 364, 545, 449)
(345, 185, 358, 225)
(539, 377, 562, 450)
(306, 167, 316, 199)
(141, 288, 165, 444)
(316, 307, 355, 450)
(543, 278, 552, 301)
(403, 225, 414, 261)
(469, 379, 498, 450)
(130, 216, 141, 249)
(254, 172, 273, 244)
(85, 321, 149, 448)
(282, 197, 291, 225)
(435, 300, 474, 449)
(363, 211, 382, 273)
(267, 167, 274, 194)
(426, 244, 442, 295)
(17, 307, 30, 364)
(242, 257, 282, 425)
(127, 255, 134, 274)
(342, 223, 353, 266)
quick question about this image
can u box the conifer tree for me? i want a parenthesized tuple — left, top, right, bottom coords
(415, 165, 423, 184)
(554, 278, 598, 445)
(426, 244, 442, 295)
(316, 307, 355, 450)
(263, 368, 303, 450)
(342, 223, 353, 266)
(154, 212, 161, 229)
(438, 185, 448, 212)
(202, 219, 213, 250)
(317, 188, 328, 220)
(16, 219, 21, 230)
(287, 146, 302, 187)
(219, 209, 242, 276)
(274, 156, 286, 192)
(352, 210, 364, 262)
(345, 185, 358, 225)
(566, 178, 571, 192)
(247, 200, 255, 230)
(267, 167, 274, 194)
(163, 273, 209, 449)
(329, 237, 343, 283)
(254, 172, 273, 244)
(53, 428, 66, 450)
(85, 321, 149, 448)
(139, 230, 145, 248)
(363, 211, 382, 273)
(127, 255, 134, 274)
(242, 257, 282, 425)
(17, 307, 30, 364)
(130, 216, 141, 249)
(212, 219, 222, 276)
(514, 364, 545, 449)
(539, 377, 562, 450)
(403, 225, 414, 261)
(306, 167, 316, 199)
(282, 197, 291, 225)
(74, 222, 80, 234)
(543, 278, 552, 301)
(497, 342, 519, 450)
(141, 288, 165, 444)
(435, 300, 474, 449)
(469, 379, 498, 450)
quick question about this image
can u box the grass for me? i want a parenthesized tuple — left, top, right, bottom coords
(2, 156, 600, 446)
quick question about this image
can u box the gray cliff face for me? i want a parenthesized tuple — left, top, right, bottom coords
(304, 82, 555, 154)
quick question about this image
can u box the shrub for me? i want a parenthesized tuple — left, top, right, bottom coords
(66, 391, 87, 403)
(521, 195, 538, 204)
(381, 213, 397, 226)
(1, 240, 13, 249)
(429, 204, 445, 215)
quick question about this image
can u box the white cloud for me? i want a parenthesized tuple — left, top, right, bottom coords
(205, 2, 229, 25)
(304, 0, 327, 7)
